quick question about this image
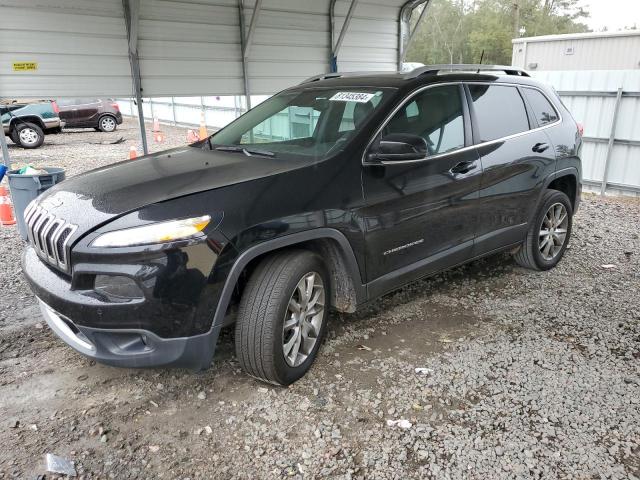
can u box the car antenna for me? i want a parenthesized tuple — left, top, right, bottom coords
(477, 50, 485, 73)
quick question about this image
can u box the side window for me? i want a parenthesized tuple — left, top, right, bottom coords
(522, 88, 559, 126)
(384, 85, 465, 156)
(467, 85, 530, 142)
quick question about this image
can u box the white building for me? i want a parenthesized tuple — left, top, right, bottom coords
(512, 30, 640, 72)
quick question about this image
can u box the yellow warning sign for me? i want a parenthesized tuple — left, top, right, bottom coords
(12, 62, 38, 72)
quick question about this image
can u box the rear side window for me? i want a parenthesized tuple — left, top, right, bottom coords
(522, 88, 559, 126)
(468, 85, 530, 142)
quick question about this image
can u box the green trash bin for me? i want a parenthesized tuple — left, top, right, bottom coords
(7, 167, 66, 240)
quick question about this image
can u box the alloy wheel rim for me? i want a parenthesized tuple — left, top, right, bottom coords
(282, 271, 325, 367)
(102, 117, 116, 131)
(19, 128, 39, 145)
(539, 202, 569, 261)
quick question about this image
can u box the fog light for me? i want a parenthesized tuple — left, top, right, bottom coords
(94, 275, 144, 301)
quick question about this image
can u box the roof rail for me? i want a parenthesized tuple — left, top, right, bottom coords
(299, 71, 397, 85)
(405, 64, 530, 79)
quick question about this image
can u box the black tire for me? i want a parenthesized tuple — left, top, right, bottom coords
(14, 122, 44, 149)
(235, 250, 330, 386)
(514, 189, 573, 271)
(98, 115, 117, 132)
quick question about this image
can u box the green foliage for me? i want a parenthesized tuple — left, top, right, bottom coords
(405, 0, 590, 66)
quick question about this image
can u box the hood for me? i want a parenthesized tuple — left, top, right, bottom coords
(36, 146, 310, 235)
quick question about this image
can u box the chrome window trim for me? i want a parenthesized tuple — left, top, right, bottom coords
(362, 81, 562, 167)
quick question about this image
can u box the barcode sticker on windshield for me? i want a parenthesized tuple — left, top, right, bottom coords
(330, 92, 375, 103)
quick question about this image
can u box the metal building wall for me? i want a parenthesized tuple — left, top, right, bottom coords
(1, 0, 420, 99)
(0, 0, 133, 97)
(532, 70, 640, 196)
(333, 0, 400, 72)
(137, 0, 243, 96)
(512, 31, 640, 72)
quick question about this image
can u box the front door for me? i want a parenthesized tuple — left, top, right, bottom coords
(361, 84, 482, 297)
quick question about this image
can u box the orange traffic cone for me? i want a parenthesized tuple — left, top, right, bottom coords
(198, 111, 208, 140)
(0, 186, 16, 226)
(154, 131, 165, 143)
(152, 118, 160, 132)
(129, 145, 138, 160)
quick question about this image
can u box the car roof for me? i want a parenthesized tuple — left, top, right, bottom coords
(291, 65, 545, 92)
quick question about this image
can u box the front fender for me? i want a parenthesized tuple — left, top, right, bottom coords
(210, 228, 366, 329)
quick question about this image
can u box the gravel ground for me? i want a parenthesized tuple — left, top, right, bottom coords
(0, 122, 639, 479)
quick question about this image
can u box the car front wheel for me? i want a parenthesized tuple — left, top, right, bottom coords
(235, 250, 330, 386)
(14, 123, 44, 149)
(514, 189, 573, 270)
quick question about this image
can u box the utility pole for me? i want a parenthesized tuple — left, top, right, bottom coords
(513, 0, 521, 38)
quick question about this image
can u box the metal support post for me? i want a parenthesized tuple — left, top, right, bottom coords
(600, 87, 623, 195)
(123, 0, 148, 155)
(331, 0, 358, 72)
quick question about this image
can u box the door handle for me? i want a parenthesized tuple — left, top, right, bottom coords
(449, 161, 477, 175)
(532, 142, 549, 153)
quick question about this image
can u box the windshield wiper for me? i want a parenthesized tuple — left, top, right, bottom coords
(215, 145, 275, 157)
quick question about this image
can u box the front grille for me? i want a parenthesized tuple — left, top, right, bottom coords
(24, 202, 77, 272)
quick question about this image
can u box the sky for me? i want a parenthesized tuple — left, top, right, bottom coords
(581, 0, 640, 31)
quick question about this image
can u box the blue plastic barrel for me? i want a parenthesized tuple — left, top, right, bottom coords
(7, 167, 65, 240)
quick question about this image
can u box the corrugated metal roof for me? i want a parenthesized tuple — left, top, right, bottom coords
(0, 0, 421, 98)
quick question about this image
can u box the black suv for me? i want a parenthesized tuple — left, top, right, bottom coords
(22, 65, 582, 385)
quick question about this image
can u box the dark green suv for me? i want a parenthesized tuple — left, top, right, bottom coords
(1, 99, 64, 149)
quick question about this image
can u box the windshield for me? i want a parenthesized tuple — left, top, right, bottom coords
(208, 87, 393, 160)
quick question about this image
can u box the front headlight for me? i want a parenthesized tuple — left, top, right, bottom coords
(91, 215, 211, 248)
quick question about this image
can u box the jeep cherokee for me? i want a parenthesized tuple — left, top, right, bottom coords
(22, 65, 582, 385)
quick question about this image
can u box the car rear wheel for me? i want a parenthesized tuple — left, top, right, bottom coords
(98, 115, 117, 132)
(513, 189, 573, 271)
(14, 123, 44, 149)
(235, 250, 330, 386)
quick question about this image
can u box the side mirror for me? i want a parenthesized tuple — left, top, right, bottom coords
(368, 133, 428, 163)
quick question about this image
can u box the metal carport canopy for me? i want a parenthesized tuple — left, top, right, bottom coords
(0, 0, 427, 157)
(0, 0, 427, 98)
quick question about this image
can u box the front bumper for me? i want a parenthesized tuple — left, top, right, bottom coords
(38, 298, 220, 369)
(22, 245, 225, 370)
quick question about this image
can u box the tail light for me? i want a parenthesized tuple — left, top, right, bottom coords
(577, 122, 584, 137)
(110, 102, 120, 111)
(51, 101, 60, 114)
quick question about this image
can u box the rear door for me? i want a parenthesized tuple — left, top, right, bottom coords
(74, 99, 101, 127)
(466, 83, 557, 256)
(361, 83, 482, 296)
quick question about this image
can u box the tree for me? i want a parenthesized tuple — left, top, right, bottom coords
(405, 0, 590, 66)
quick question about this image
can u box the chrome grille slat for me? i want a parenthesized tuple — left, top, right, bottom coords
(25, 204, 77, 273)
(43, 219, 62, 262)
(33, 212, 49, 252)
(26, 207, 43, 246)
